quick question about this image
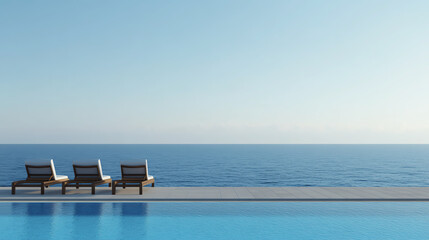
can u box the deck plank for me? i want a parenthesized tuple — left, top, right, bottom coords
(2, 187, 429, 202)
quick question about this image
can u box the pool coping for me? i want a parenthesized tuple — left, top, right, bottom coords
(2, 187, 429, 202)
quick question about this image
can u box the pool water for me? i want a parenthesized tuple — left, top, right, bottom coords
(1, 202, 429, 240)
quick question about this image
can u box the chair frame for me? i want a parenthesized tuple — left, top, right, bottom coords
(12, 164, 69, 195)
(112, 164, 155, 195)
(62, 164, 111, 195)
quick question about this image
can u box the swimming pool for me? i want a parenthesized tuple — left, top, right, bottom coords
(1, 202, 429, 240)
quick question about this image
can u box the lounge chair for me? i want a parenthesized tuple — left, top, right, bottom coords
(12, 159, 69, 195)
(112, 160, 155, 195)
(62, 159, 111, 195)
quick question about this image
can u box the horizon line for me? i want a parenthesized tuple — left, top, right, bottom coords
(1, 143, 429, 145)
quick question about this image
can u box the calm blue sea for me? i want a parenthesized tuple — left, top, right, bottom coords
(1, 144, 429, 187)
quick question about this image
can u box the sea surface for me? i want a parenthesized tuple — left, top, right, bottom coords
(1, 144, 429, 187)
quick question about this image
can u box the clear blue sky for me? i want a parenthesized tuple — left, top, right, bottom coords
(1, 0, 428, 143)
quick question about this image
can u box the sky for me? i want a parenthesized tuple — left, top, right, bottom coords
(1, 0, 429, 144)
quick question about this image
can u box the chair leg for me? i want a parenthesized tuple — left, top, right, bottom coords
(108, 182, 112, 187)
(122, 183, 126, 189)
(92, 184, 96, 195)
(76, 183, 79, 189)
(62, 182, 67, 195)
(152, 182, 155, 187)
(11, 184, 16, 195)
(41, 184, 45, 195)
(139, 183, 143, 195)
(112, 182, 116, 195)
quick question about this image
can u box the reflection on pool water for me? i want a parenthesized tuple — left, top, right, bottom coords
(1, 202, 429, 240)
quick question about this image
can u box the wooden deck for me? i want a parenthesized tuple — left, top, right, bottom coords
(2, 187, 429, 202)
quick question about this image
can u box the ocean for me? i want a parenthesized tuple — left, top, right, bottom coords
(1, 144, 428, 187)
